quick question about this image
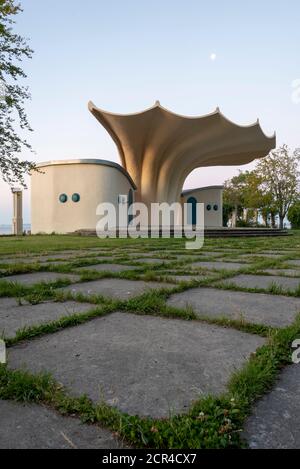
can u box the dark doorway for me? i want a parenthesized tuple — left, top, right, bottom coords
(187, 196, 197, 225)
(128, 188, 134, 224)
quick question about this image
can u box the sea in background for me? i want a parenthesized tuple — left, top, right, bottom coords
(0, 220, 290, 235)
(0, 224, 31, 235)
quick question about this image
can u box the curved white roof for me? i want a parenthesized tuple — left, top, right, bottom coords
(36, 158, 136, 189)
(88, 101, 276, 205)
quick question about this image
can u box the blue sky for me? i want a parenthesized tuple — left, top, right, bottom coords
(1, 0, 300, 224)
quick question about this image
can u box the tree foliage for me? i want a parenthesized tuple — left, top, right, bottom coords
(255, 145, 300, 228)
(223, 145, 300, 228)
(0, 0, 35, 186)
(223, 170, 264, 226)
(288, 201, 300, 229)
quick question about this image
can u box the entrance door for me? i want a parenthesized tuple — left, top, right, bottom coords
(128, 188, 133, 224)
(187, 196, 197, 225)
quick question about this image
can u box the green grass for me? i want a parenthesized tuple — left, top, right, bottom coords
(1, 314, 299, 448)
(0, 230, 299, 257)
(2, 286, 272, 347)
(5, 303, 117, 345)
(214, 279, 300, 297)
(0, 279, 29, 298)
(1, 232, 300, 448)
(0, 278, 75, 303)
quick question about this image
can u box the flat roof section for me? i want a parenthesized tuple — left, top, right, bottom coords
(182, 186, 224, 196)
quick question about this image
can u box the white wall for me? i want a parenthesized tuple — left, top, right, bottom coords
(181, 187, 223, 227)
(31, 162, 134, 234)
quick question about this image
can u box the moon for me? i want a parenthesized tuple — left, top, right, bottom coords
(210, 53, 217, 61)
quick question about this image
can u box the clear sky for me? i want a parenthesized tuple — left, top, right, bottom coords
(1, 0, 300, 224)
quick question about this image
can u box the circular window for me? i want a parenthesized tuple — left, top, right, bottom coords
(72, 193, 80, 202)
(206, 204, 212, 211)
(59, 193, 68, 203)
(213, 204, 218, 211)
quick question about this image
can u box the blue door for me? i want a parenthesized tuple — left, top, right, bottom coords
(128, 188, 133, 224)
(187, 197, 197, 225)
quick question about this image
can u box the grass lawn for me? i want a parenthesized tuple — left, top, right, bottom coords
(0, 231, 300, 448)
(0, 230, 300, 256)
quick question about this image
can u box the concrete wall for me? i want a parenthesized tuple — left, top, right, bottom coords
(181, 186, 223, 227)
(31, 162, 135, 234)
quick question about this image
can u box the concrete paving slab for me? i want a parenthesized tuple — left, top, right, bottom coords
(38, 258, 71, 264)
(287, 260, 300, 267)
(46, 254, 110, 263)
(243, 365, 300, 448)
(240, 253, 283, 259)
(158, 268, 216, 276)
(262, 269, 300, 277)
(162, 251, 194, 256)
(0, 298, 92, 338)
(199, 252, 227, 258)
(0, 258, 43, 265)
(167, 288, 300, 327)
(221, 274, 300, 292)
(1, 272, 80, 286)
(260, 250, 293, 255)
(218, 258, 251, 264)
(70, 256, 115, 265)
(0, 400, 122, 449)
(8, 312, 265, 417)
(167, 251, 223, 258)
(85, 247, 113, 251)
(206, 247, 243, 251)
(125, 252, 162, 258)
(75, 263, 138, 273)
(175, 256, 200, 263)
(131, 258, 171, 264)
(62, 278, 174, 300)
(191, 261, 247, 271)
(162, 275, 207, 282)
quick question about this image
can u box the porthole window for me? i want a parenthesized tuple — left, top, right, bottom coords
(59, 193, 68, 203)
(72, 193, 80, 202)
(206, 204, 212, 211)
(213, 204, 218, 211)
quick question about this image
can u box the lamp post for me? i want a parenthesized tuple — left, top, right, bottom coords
(11, 188, 23, 235)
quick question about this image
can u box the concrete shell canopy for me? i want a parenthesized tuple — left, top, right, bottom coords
(88, 101, 276, 206)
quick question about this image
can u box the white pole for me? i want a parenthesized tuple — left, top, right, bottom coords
(12, 188, 23, 235)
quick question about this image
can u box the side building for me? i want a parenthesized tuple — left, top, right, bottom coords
(31, 159, 136, 234)
(181, 186, 223, 228)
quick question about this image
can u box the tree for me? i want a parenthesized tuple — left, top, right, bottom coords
(0, 0, 35, 186)
(288, 201, 300, 229)
(255, 145, 300, 229)
(223, 172, 244, 227)
(223, 170, 263, 227)
(222, 201, 234, 227)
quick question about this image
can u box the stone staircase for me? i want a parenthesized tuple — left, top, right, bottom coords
(75, 228, 290, 238)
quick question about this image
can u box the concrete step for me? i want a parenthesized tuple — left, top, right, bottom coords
(74, 228, 289, 238)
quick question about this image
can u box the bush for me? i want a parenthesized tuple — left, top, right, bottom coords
(222, 203, 234, 227)
(288, 201, 300, 228)
(236, 219, 253, 228)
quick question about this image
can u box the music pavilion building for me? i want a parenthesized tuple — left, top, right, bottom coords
(31, 101, 275, 234)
